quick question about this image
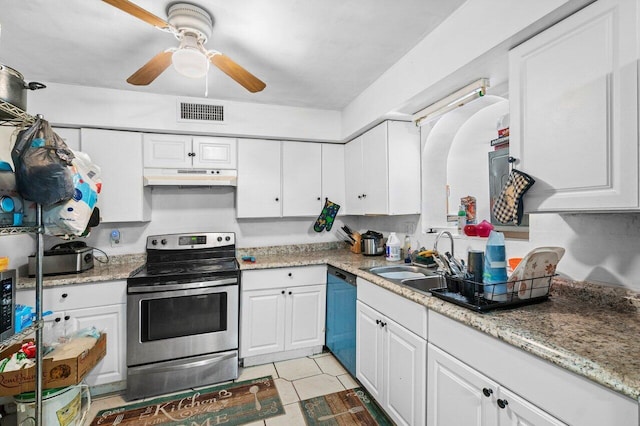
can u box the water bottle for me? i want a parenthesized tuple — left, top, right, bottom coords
(386, 232, 401, 262)
(483, 231, 508, 301)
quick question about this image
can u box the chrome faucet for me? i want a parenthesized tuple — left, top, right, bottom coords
(433, 231, 454, 257)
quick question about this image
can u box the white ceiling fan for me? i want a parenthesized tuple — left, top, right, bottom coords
(102, 0, 266, 93)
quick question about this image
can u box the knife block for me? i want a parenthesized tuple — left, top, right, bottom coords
(350, 233, 362, 254)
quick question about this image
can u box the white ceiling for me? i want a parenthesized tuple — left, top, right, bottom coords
(0, 0, 466, 111)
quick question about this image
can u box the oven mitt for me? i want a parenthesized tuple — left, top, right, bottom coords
(492, 169, 535, 226)
(313, 199, 340, 232)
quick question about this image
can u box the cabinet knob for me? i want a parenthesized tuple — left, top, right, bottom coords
(281, 290, 285, 295)
(381, 321, 387, 328)
(497, 399, 509, 409)
(362, 194, 367, 198)
(357, 195, 362, 199)
(275, 197, 279, 202)
(54, 317, 61, 323)
(288, 291, 292, 295)
(482, 388, 493, 397)
(288, 272, 292, 277)
(64, 315, 70, 321)
(317, 197, 321, 201)
(61, 293, 68, 299)
(375, 319, 381, 325)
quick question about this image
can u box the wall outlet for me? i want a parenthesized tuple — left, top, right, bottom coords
(110, 229, 121, 246)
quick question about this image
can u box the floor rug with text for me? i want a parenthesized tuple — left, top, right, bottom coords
(299, 387, 393, 426)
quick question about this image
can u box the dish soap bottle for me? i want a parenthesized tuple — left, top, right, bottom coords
(386, 232, 401, 262)
(483, 230, 508, 301)
(457, 205, 467, 235)
(403, 235, 412, 263)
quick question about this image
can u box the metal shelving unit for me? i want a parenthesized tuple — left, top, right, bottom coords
(0, 100, 44, 425)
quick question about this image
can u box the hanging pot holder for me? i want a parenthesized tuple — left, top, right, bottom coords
(492, 168, 535, 226)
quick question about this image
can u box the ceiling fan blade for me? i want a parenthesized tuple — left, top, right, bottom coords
(211, 54, 266, 93)
(127, 51, 173, 85)
(102, 0, 171, 29)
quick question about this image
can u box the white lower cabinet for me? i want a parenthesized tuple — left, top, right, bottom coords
(428, 310, 638, 426)
(240, 266, 326, 364)
(16, 281, 127, 390)
(428, 343, 564, 426)
(356, 279, 427, 426)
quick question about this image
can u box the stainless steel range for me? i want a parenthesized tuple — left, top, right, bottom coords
(126, 232, 239, 400)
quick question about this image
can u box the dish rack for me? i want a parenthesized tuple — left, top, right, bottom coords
(429, 273, 557, 312)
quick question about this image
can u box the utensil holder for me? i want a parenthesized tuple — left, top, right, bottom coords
(350, 233, 362, 254)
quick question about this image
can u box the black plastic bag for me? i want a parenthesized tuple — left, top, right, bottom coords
(11, 118, 75, 206)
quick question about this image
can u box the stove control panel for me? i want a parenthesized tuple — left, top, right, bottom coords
(147, 232, 235, 250)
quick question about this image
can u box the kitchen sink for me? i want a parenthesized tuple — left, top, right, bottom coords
(363, 264, 444, 295)
(400, 275, 446, 294)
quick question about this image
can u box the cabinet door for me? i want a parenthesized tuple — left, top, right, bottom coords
(143, 134, 192, 168)
(509, 0, 638, 211)
(240, 288, 286, 358)
(428, 344, 498, 426)
(81, 129, 150, 222)
(362, 122, 389, 214)
(387, 121, 421, 215)
(282, 142, 322, 217)
(237, 139, 282, 218)
(68, 304, 126, 386)
(384, 318, 426, 426)
(321, 143, 346, 215)
(192, 137, 237, 169)
(497, 387, 566, 426)
(344, 136, 364, 215)
(285, 284, 326, 351)
(356, 301, 384, 401)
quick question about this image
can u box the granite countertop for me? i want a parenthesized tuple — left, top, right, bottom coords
(239, 245, 640, 402)
(18, 244, 640, 402)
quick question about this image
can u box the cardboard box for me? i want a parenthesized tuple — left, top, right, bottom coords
(0, 333, 106, 396)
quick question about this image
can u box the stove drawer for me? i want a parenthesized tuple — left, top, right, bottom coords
(242, 265, 326, 291)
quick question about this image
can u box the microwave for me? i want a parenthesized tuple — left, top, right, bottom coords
(0, 269, 16, 341)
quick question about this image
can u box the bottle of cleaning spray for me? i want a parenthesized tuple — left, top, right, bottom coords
(403, 234, 412, 263)
(457, 204, 467, 235)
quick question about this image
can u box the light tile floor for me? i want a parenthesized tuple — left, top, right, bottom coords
(83, 352, 359, 425)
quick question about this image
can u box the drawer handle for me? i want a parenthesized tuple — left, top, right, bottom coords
(61, 293, 68, 299)
(482, 388, 493, 397)
(497, 399, 508, 409)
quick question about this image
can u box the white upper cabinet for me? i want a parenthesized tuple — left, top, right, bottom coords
(509, 0, 638, 212)
(321, 143, 346, 215)
(282, 141, 322, 216)
(80, 128, 150, 223)
(237, 138, 282, 218)
(144, 134, 237, 170)
(237, 139, 326, 218)
(345, 120, 420, 215)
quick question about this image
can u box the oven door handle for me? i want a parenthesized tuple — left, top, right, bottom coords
(128, 351, 237, 375)
(128, 278, 238, 293)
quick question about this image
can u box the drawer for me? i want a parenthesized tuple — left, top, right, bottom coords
(242, 265, 327, 291)
(357, 277, 427, 339)
(17, 280, 127, 311)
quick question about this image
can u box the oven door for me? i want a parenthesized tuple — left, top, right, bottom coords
(127, 279, 238, 366)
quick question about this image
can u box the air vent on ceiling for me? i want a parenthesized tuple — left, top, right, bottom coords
(177, 100, 225, 123)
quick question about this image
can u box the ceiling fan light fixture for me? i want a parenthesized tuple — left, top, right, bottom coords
(172, 47, 209, 78)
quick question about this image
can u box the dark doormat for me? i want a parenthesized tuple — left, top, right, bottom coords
(299, 387, 394, 425)
(89, 376, 283, 425)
